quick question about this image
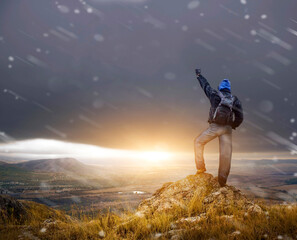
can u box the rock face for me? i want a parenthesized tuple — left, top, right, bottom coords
(137, 173, 262, 216)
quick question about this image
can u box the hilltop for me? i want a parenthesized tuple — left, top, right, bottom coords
(1, 173, 296, 240)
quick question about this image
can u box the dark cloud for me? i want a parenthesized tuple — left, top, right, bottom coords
(0, 0, 296, 153)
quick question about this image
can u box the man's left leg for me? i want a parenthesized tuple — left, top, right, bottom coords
(218, 126, 232, 186)
(194, 124, 218, 173)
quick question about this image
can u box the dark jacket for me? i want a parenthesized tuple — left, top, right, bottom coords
(197, 74, 243, 129)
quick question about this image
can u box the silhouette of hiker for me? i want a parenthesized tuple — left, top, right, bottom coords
(194, 69, 243, 187)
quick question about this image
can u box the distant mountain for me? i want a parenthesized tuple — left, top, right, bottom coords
(15, 158, 101, 176)
(0, 158, 125, 198)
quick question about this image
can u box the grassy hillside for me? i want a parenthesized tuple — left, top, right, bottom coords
(1, 173, 297, 240)
(0, 163, 47, 182)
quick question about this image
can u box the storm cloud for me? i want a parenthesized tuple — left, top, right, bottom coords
(0, 0, 296, 154)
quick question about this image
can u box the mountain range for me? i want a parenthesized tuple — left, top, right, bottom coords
(0, 158, 101, 176)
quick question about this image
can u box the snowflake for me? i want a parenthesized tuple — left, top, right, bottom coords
(182, 25, 188, 31)
(261, 14, 267, 19)
(188, 1, 200, 10)
(94, 34, 104, 42)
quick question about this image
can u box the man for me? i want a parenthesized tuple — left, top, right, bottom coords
(194, 69, 243, 187)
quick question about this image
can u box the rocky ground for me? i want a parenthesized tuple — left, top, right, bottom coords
(119, 173, 266, 240)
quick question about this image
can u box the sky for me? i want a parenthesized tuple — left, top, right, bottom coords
(0, 0, 297, 155)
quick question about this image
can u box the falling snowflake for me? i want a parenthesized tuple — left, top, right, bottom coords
(250, 29, 257, 36)
(86, 7, 93, 13)
(57, 5, 69, 14)
(98, 230, 106, 238)
(94, 34, 104, 42)
(154, 233, 162, 238)
(74, 9, 80, 14)
(240, 0, 247, 5)
(188, 1, 200, 10)
(290, 118, 295, 123)
(182, 25, 188, 31)
(261, 14, 267, 19)
(244, 14, 250, 20)
(8, 56, 14, 62)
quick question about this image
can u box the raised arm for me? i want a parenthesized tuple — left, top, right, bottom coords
(196, 74, 217, 100)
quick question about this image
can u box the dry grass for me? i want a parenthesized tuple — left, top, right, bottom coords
(0, 197, 297, 240)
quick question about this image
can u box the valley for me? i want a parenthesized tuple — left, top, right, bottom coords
(0, 158, 296, 214)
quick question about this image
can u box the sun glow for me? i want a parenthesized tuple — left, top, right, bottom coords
(138, 151, 172, 162)
(0, 139, 174, 165)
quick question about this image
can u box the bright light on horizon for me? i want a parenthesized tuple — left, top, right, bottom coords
(0, 138, 294, 165)
(137, 151, 172, 162)
(0, 138, 174, 164)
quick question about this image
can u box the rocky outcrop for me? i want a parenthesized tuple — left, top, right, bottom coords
(125, 173, 264, 239)
(136, 173, 262, 217)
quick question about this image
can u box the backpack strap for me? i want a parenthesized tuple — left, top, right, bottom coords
(218, 91, 234, 108)
(213, 92, 223, 120)
(217, 91, 224, 99)
(218, 91, 233, 100)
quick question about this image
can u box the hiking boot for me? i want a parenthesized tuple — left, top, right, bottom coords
(196, 167, 206, 174)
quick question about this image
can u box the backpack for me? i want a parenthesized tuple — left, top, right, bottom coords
(212, 91, 235, 125)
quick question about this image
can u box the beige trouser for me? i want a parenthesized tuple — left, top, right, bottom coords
(194, 123, 232, 184)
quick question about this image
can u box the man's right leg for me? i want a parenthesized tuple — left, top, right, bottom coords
(218, 127, 232, 186)
(194, 124, 218, 172)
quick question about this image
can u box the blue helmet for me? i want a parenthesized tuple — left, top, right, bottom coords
(218, 79, 231, 91)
